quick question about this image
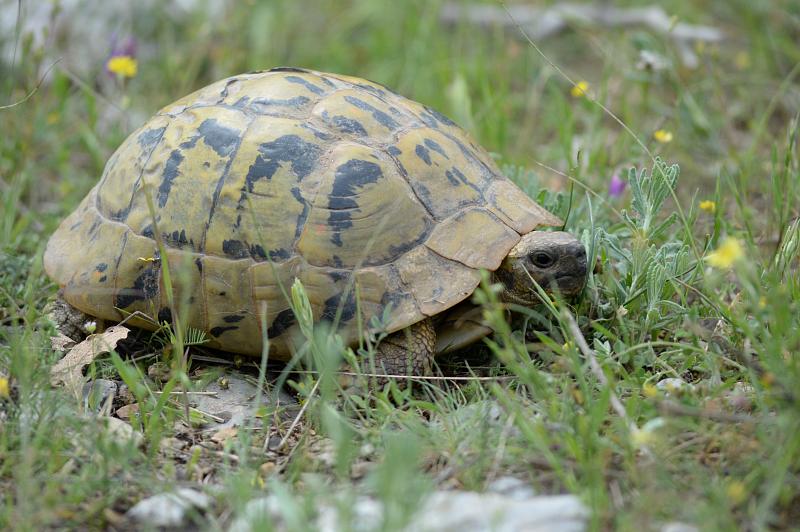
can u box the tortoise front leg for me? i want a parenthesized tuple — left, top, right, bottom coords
(433, 303, 493, 355)
(370, 317, 436, 378)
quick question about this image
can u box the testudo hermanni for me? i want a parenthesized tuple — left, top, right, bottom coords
(45, 67, 587, 376)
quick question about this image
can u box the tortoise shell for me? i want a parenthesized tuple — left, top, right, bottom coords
(44, 67, 561, 357)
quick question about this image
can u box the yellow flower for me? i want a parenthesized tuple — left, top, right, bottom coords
(630, 418, 665, 448)
(642, 383, 658, 398)
(654, 129, 673, 143)
(571, 388, 584, 405)
(706, 237, 744, 269)
(0, 376, 9, 398)
(726, 480, 747, 505)
(694, 40, 705, 54)
(631, 427, 654, 447)
(699, 200, 716, 213)
(734, 51, 750, 70)
(107, 55, 138, 78)
(570, 81, 589, 98)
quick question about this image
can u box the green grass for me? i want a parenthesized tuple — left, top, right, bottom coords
(2, 0, 800, 529)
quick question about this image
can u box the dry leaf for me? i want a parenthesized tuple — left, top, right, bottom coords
(50, 332, 76, 352)
(116, 403, 140, 420)
(211, 426, 238, 444)
(50, 325, 130, 392)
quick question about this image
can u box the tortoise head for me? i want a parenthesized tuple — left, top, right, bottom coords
(493, 231, 587, 306)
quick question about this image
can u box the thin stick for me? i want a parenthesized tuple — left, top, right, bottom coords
(56, 65, 127, 121)
(189, 407, 225, 424)
(532, 160, 624, 221)
(0, 59, 61, 111)
(190, 354, 235, 365)
(289, 369, 517, 382)
(117, 310, 158, 328)
(181, 346, 191, 437)
(152, 391, 218, 396)
(564, 310, 635, 432)
(274, 378, 320, 451)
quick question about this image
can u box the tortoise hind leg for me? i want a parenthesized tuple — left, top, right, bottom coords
(48, 294, 95, 341)
(371, 317, 436, 378)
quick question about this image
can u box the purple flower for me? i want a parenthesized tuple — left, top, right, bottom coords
(608, 172, 626, 198)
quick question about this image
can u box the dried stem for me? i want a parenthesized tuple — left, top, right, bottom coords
(563, 310, 636, 432)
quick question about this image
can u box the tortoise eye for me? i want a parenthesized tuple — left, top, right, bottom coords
(531, 251, 555, 268)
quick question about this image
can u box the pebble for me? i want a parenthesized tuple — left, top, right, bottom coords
(724, 382, 755, 412)
(415, 491, 587, 532)
(229, 490, 587, 532)
(192, 371, 298, 431)
(486, 476, 537, 500)
(126, 488, 212, 528)
(103, 417, 143, 448)
(661, 522, 700, 532)
(160, 437, 187, 453)
(656, 378, 694, 395)
(115, 403, 139, 421)
(436, 400, 521, 438)
(147, 362, 172, 382)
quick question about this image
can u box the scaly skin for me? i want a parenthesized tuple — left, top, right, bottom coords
(372, 318, 436, 377)
(48, 294, 95, 341)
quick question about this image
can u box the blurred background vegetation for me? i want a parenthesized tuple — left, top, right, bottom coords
(3, 0, 797, 239)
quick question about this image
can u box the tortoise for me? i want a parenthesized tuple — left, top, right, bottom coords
(45, 67, 587, 377)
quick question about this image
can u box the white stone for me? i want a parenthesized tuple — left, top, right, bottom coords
(103, 417, 143, 448)
(413, 491, 587, 532)
(229, 490, 588, 532)
(656, 378, 693, 395)
(486, 476, 537, 500)
(228, 497, 283, 532)
(127, 488, 211, 528)
(193, 371, 297, 431)
(661, 522, 700, 532)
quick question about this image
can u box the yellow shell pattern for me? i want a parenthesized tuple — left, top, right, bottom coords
(44, 68, 562, 358)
